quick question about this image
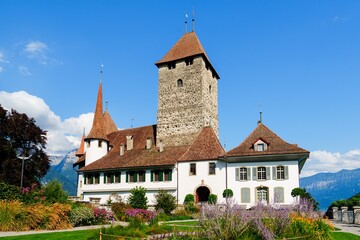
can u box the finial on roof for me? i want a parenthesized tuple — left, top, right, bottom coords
(106, 101, 108, 111)
(185, 13, 188, 33)
(100, 64, 103, 83)
(192, 10, 195, 32)
(131, 118, 134, 128)
(258, 111, 263, 124)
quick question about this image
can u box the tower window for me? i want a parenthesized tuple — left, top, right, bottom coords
(209, 85, 212, 94)
(177, 79, 183, 87)
(167, 62, 176, 69)
(185, 57, 194, 66)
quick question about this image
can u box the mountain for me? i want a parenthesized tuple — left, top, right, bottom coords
(300, 168, 360, 211)
(42, 149, 78, 196)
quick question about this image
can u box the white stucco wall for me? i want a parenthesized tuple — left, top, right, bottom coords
(85, 140, 108, 166)
(177, 160, 226, 204)
(227, 160, 300, 208)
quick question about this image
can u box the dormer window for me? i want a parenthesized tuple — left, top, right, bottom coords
(177, 79, 183, 87)
(254, 139, 268, 151)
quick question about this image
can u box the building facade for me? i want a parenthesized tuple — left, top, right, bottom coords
(74, 30, 309, 208)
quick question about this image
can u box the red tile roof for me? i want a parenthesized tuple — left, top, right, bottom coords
(85, 82, 108, 141)
(155, 32, 219, 79)
(75, 134, 85, 157)
(103, 110, 117, 135)
(78, 126, 224, 172)
(226, 123, 309, 157)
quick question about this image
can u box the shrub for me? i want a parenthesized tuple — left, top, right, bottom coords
(93, 207, 114, 224)
(42, 180, 69, 204)
(125, 208, 156, 227)
(69, 205, 95, 226)
(0, 182, 21, 201)
(222, 189, 233, 198)
(128, 186, 148, 209)
(154, 190, 177, 215)
(111, 201, 132, 221)
(183, 194, 195, 204)
(0, 200, 72, 231)
(208, 194, 217, 204)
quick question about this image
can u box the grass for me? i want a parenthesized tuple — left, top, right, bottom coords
(0, 229, 100, 240)
(332, 231, 360, 240)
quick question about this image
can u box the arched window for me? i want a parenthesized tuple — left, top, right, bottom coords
(177, 79, 183, 87)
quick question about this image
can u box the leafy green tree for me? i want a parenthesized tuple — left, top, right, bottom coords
(291, 187, 319, 211)
(0, 105, 50, 188)
(154, 190, 177, 214)
(128, 186, 148, 209)
(43, 180, 69, 204)
(0, 182, 21, 200)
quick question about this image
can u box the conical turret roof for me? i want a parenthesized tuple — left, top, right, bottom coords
(75, 133, 85, 157)
(85, 82, 109, 141)
(103, 110, 118, 135)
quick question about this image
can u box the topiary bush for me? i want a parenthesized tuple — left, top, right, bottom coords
(128, 186, 148, 209)
(183, 194, 195, 204)
(222, 189, 233, 198)
(154, 190, 177, 215)
(208, 194, 217, 204)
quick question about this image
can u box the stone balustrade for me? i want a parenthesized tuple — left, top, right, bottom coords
(330, 206, 360, 224)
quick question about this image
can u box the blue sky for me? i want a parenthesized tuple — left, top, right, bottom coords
(0, 1, 359, 177)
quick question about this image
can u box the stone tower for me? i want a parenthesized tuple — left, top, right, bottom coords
(155, 32, 220, 146)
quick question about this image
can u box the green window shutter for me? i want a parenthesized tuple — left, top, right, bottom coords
(126, 172, 129, 182)
(235, 168, 239, 181)
(104, 173, 107, 183)
(134, 172, 138, 182)
(246, 168, 251, 181)
(142, 171, 146, 182)
(274, 187, 284, 203)
(272, 167, 276, 180)
(90, 175, 93, 184)
(151, 170, 154, 182)
(159, 170, 164, 181)
(266, 167, 271, 180)
(284, 166, 289, 180)
(111, 173, 114, 183)
(252, 167, 257, 180)
(169, 170, 172, 181)
(241, 187, 250, 203)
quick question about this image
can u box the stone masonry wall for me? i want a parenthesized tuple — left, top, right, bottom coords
(157, 55, 219, 146)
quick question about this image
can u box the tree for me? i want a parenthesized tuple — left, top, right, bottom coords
(222, 189, 234, 198)
(154, 190, 177, 214)
(128, 186, 148, 209)
(291, 187, 319, 211)
(0, 105, 50, 188)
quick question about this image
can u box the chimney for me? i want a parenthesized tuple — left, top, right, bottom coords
(146, 137, 152, 150)
(120, 144, 124, 156)
(126, 135, 133, 150)
(159, 140, 164, 153)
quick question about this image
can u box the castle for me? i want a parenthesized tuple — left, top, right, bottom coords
(73, 28, 309, 208)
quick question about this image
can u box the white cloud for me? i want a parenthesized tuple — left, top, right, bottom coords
(18, 66, 31, 76)
(0, 66, 3, 73)
(24, 41, 49, 64)
(0, 91, 94, 155)
(0, 51, 9, 63)
(301, 149, 360, 177)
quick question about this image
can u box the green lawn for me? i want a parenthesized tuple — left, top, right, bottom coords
(1, 224, 359, 240)
(0, 229, 100, 240)
(332, 231, 360, 240)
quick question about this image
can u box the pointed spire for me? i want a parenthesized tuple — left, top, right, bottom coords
(75, 129, 86, 157)
(85, 68, 108, 141)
